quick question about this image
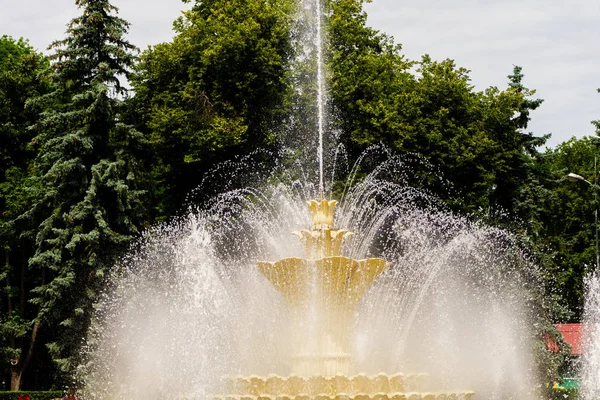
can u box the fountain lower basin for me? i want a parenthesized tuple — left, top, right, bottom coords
(218, 373, 474, 400)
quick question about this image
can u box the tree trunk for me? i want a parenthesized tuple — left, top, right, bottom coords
(10, 365, 22, 391)
(10, 321, 40, 391)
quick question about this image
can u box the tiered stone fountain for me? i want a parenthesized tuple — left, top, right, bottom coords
(217, 199, 475, 400)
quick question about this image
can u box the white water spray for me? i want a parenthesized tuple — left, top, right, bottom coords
(81, 156, 540, 399)
(582, 271, 600, 399)
(80, 1, 542, 398)
(315, 0, 325, 197)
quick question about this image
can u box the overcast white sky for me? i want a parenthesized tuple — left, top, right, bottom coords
(365, 0, 600, 148)
(2, 0, 599, 148)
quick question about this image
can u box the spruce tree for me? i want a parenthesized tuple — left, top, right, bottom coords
(22, 0, 146, 378)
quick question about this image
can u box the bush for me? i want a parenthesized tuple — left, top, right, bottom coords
(0, 392, 63, 400)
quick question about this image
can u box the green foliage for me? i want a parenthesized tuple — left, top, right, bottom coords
(327, 1, 547, 219)
(0, 36, 46, 173)
(0, 35, 49, 225)
(328, 0, 413, 151)
(19, 0, 147, 379)
(526, 136, 600, 320)
(0, 391, 62, 400)
(129, 0, 296, 216)
(0, 35, 52, 390)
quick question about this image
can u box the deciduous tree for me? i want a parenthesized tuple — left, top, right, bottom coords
(130, 0, 296, 217)
(327, 2, 547, 218)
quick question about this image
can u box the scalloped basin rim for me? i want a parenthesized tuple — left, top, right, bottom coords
(258, 256, 390, 265)
(212, 393, 477, 400)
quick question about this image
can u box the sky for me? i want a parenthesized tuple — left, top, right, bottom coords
(2, 0, 599, 148)
(364, 0, 600, 148)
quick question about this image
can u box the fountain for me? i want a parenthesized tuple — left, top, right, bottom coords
(81, 170, 540, 399)
(79, 162, 541, 398)
(79, 0, 542, 398)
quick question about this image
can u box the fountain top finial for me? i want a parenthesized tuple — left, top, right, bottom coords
(307, 199, 337, 229)
(296, 199, 351, 258)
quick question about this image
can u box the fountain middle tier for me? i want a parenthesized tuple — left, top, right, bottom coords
(258, 256, 388, 376)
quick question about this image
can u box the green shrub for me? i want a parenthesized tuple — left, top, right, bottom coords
(0, 391, 63, 400)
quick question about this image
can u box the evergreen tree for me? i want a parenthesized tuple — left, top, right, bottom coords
(0, 35, 51, 391)
(21, 0, 146, 380)
(494, 65, 547, 218)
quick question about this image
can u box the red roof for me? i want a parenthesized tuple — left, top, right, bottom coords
(553, 324, 584, 355)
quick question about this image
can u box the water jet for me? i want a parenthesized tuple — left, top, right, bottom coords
(581, 271, 600, 399)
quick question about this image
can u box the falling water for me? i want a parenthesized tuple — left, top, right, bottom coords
(81, 154, 541, 399)
(581, 271, 600, 399)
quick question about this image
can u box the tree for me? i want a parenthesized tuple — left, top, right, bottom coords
(0, 35, 51, 390)
(494, 66, 546, 219)
(129, 0, 296, 218)
(533, 136, 600, 320)
(0, 36, 48, 177)
(327, 0, 414, 153)
(409, 59, 547, 217)
(20, 0, 146, 383)
(327, 1, 547, 217)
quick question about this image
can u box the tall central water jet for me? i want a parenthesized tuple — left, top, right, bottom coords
(315, 0, 325, 197)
